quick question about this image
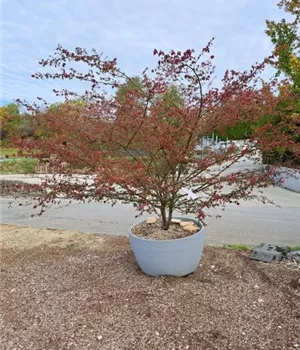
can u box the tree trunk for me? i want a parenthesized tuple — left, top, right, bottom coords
(160, 204, 173, 230)
(160, 205, 168, 230)
(168, 206, 173, 226)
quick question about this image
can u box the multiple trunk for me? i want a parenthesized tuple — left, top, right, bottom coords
(160, 203, 173, 230)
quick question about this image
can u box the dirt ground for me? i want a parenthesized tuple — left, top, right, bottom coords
(1, 224, 300, 350)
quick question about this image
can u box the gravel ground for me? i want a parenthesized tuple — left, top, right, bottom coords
(132, 219, 200, 240)
(1, 224, 300, 350)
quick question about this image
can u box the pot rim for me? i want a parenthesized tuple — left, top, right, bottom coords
(129, 216, 204, 243)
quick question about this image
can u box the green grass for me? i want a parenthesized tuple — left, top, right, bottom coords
(223, 244, 251, 251)
(0, 147, 19, 157)
(0, 158, 38, 174)
(223, 244, 300, 252)
(0, 147, 39, 174)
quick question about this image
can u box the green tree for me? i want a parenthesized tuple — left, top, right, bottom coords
(216, 120, 252, 140)
(4, 103, 20, 116)
(260, 0, 300, 167)
(0, 103, 21, 141)
(266, 0, 300, 90)
(116, 76, 144, 103)
(47, 102, 63, 112)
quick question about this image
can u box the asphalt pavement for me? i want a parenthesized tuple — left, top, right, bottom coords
(1, 184, 299, 246)
(1, 155, 300, 246)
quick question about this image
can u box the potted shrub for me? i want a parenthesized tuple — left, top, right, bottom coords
(15, 41, 282, 276)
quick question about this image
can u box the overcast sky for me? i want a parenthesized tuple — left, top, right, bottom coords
(1, 0, 284, 106)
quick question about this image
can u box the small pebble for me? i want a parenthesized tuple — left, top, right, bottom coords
(180, 221, 193, 227)
(146, 217, 157, 224)
(183, 224, 198, 233)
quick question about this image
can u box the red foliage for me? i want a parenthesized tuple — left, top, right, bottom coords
(15, 41, 294, 229)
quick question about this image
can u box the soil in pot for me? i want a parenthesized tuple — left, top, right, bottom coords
(132, 219, 200, 241)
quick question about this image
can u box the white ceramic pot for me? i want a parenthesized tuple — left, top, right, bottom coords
(129, 217, 205, 276)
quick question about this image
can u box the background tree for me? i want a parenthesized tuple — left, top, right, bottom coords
(0, 103, 21, 142)
(259, 0, 300, 167)
(214, 1, 299, 145)
(3, 103, 20, 116)
(116, 76, 144, 103)
(266, 0, 299, 90)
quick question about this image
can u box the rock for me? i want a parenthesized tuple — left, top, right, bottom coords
(171, 219, 181, 224)
(183, 224, 199, 233)
(146, 217, 157, 224)
(180, 221, 194, 227)
(276, 246, 291, 255)
(287, 251, 300, 262)
(281, 259, 300, 270)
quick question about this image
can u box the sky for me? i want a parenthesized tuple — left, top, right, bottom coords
(1, 0, 284, 106)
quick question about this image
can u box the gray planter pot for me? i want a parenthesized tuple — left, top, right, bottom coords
(129, 217, 205, 277)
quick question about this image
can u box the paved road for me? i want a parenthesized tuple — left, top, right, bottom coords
(1, 183, 299, 245)
(1, 157, 300, 246)
(0, 157, 262, 185)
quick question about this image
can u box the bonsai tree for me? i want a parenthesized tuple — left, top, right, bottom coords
(15, 40, 283, 230)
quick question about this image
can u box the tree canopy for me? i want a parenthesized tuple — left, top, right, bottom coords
(13, 41, 287, 228)
(266, 0, 300, 90)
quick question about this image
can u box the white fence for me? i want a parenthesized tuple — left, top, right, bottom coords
(271, 166, 300, 193)
(195, 137, 248, 152)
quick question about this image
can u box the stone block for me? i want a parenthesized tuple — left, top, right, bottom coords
(250, 244, 283, 263)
